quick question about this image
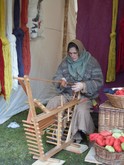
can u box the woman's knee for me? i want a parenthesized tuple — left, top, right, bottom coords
(46, 95, 67, 109)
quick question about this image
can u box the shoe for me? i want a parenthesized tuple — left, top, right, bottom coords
(73, 139, 82, 144)
(79, 130, 89, 146)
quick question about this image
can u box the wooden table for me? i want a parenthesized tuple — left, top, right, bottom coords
(85, 146, 102, 165)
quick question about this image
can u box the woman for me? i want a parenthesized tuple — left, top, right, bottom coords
(46, 39, 104, 143)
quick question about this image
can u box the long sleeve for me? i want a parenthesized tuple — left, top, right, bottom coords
(84, 57, 104, 98)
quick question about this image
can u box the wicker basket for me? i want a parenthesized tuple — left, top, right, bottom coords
(106, 92, 124, 109)
(98, 100, 124, 132)
(94, 143, 124, 165)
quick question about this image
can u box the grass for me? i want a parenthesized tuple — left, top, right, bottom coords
(0, 110, 95, 165)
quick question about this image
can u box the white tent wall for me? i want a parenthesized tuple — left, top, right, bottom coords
(67, 0, 77, 43)
(0, 0, 76, 124)
(29, 0, 65, 101)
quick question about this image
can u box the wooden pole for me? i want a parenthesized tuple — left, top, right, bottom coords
(62, 0, 69, 58)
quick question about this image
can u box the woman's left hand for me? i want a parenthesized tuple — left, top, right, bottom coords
(71, 82, 84, 92)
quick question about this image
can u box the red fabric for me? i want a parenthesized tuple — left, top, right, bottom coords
(21, 0, 31, 75)
(76, 0, 124, 103)
(0, 39, 5, 97)
(116, 18, 124, 73)
(76, 0, 112, 79)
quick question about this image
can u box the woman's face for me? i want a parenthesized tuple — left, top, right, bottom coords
(68, 47, 79, 61)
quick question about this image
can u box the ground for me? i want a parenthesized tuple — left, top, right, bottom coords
(0, 110, 95, 165)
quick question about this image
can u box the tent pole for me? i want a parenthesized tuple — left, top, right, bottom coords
(62, 0, 69, 58)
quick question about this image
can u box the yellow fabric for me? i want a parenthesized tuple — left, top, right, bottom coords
(0, 0, 12, 100)
(106, 0, 118, 82)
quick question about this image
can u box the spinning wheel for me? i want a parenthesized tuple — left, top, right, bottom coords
(15, 75, 87, 164)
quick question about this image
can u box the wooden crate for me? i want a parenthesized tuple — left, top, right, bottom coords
(98, 100, 124, 132)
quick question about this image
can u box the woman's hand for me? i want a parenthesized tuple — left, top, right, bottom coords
(71, 82, 84, 92)
(60, 78, 67, 87)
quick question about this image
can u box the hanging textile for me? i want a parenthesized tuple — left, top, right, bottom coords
(6, 0, 19, 90)
(106, 0, 118, 82)
(0, 0, 12, 100)
(0, 39, 5, 96)
(116, 18, 124, 73)
(27, 0, 44, 39)
(76, 0, 112, 79)
(21, 0, 31, 75)
(13, 0, 24, 77)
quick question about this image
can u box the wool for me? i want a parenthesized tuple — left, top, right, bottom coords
(0, 0, 12, 100)
(13, 0, 24, 77)
(6, 0, 19, 90)
(21, 0, 31, 75)
(0, 39, 5, 96)
(1, 38, 12, 100)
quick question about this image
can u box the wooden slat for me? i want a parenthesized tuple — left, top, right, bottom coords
(46, 136, 57, 141)
(28, 147, 40, 153)
(38, 115, 56, 130)
(24, 128, 35, 133)
(46, 140, 57, 145)
(57, 112, 62, 146)
(39, 120, 56, 131)
(22, 120, 34, 125)
(26, 136, 37, 141)
(27, 143, 38, 149)
(47, 132, 56, 136)
(46, 128, 57, 131)
(25, 132, 36, 137)
(34, 99, 50, 113)
(35, 99, 79, 122)
(29, 151, 40, 156)
(23, 123, 34, 129)
(27, 140, 38, 145)
(38, 115, 56, 125)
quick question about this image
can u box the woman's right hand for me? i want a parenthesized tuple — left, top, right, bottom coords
(60, 78, 67, 87)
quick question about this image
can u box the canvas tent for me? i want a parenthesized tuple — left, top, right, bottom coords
(0, 0, 77, 124)
(0, 0, 124, 124)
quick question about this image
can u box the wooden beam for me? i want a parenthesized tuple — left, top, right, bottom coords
(34, 99, 79, 122)
(62, 0, 69, 58)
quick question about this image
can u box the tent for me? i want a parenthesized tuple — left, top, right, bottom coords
(0, 0, 124, 124)
(0, 0, 77, 124)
